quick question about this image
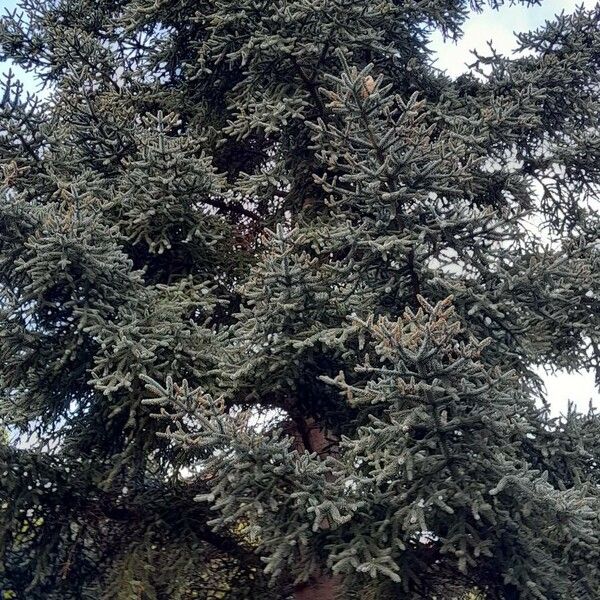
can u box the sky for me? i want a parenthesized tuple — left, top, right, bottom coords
(429, 0, 599, 77)
(0, 0, 598, 416)
(430, 0, 600, 416)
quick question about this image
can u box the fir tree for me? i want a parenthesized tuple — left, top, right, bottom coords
(0, 1, 599, 598)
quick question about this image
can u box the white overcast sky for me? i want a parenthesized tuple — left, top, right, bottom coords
(0, 0, 598, 416)
(429, 0, 599, 416)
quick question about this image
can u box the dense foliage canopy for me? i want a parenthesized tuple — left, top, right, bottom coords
(0, 0, 599, 598)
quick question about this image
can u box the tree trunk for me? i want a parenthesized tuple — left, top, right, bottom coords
(295, 574, 339, 600)
(288, 417, 340, 600)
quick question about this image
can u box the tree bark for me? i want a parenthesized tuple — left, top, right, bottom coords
(295, 574, 340, 600)
(288, 417, 340, 600)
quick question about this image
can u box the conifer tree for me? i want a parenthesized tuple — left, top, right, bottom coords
(0, 1, 599, 598)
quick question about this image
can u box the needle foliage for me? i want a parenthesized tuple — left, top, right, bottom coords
(0, 0, 599, 598)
